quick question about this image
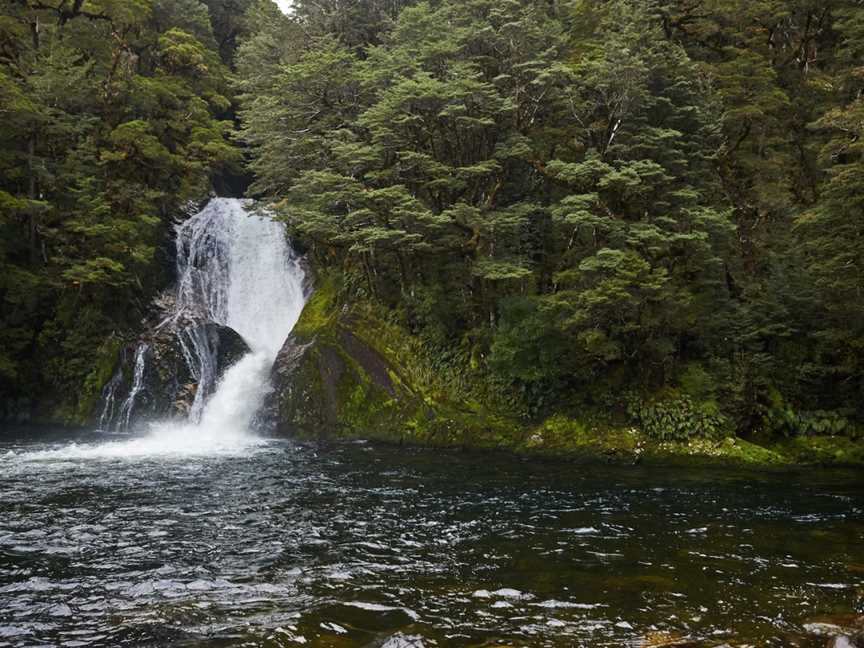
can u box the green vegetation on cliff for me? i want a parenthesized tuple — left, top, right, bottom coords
(277, 274, 862, 465)
(239, 0, 864, 452)
(275, 274, 523, 448)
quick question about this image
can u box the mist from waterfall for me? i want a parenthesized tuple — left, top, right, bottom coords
(82, 198, 306, 458)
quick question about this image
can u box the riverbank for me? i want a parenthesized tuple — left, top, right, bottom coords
(272, 275, 864, 468)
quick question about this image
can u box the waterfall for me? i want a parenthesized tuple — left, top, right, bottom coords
(97, 347, 127, 431)
(167, 198, 305, 424)
(116, 343, 149, 431)
(177, 198, 307, 439)
(97, 198, 307, 450)
(170, 198, 306, 354)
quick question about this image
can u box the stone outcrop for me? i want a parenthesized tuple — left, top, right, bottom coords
(141, 317, 249, 419)
(267, 276, 532, 450)
(268, 277, 433, 439)
(97, 293, 249, 428)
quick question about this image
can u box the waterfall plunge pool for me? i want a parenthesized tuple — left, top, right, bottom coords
(0, 430, 862, 647)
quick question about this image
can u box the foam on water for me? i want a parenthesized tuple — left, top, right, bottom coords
(8, 433, 270, 462)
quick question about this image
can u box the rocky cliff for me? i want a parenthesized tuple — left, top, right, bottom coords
(268, 276, 519, 447)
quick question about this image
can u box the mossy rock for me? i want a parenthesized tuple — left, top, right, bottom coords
(77, 336, 127, 425)
(272, 326, 429, 439)
(270, 276, 519, 446)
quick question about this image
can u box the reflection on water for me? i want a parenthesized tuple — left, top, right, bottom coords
(0, 429, 862, 647)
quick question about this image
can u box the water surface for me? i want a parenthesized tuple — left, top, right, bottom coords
(1, 429, 862, 647)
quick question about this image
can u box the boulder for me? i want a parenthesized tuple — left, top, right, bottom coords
(368, 634, 427, 648)
(268, 276, 583, 449)
(98, 311, 249, 429)
(267, 275, 492, 443)
(144, 318, 249, 418)
(269, 300, 428, 439)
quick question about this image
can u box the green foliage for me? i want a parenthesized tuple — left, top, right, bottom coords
(3, 0, 864, 440)
(489, 297, 571, 385)
(627, 392, 730, 442)
(678, 364, 720, 403)
(233, 0, 864, 438)
(77, 336, 123, 423)
(758, 388, 853, 438)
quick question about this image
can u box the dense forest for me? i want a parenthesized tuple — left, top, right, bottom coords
(1, 0, 863, 442)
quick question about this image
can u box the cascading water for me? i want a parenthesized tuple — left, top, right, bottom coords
(92, 198, 307, 455)
(116, 343, 150, 430)
(97, 347, 127, 431)
(166, 198, 307, 440)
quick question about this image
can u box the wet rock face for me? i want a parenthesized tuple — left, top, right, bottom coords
(99, 310, 249, 429)
(144, 318, 249, 419)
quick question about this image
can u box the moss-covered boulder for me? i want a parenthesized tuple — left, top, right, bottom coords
(269, 277, 521, 445)
(270, 278, 430, 439)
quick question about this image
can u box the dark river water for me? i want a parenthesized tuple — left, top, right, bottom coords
(0, 429, 862, 647)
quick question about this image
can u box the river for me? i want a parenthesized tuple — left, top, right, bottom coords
(0, 430, 861, 647)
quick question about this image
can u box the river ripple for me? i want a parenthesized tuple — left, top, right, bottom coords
(0, 430, 862, 647)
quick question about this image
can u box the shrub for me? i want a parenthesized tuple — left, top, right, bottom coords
(627, 392, 730, 441)
(757, 387, 854, 437)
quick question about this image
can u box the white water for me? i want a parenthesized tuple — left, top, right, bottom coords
(170, 198, 306, 426)
(116, 343, 149, 430)
(53, 198, 307, 459)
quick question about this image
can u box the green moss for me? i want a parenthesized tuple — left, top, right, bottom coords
(517, 415, 635, 457)
(334, 346, 407, 438)
(656, 436, 787, 464)
(348, 301, 523, 422)
(292, 274, 338, 338)
(74, 336, 122, 425)
(769, 436, 864, 465)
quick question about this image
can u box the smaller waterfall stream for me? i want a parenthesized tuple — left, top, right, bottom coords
(116, 344, 149, 430)
(93, 198, 306, 455)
